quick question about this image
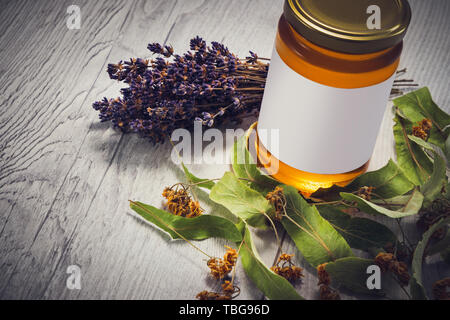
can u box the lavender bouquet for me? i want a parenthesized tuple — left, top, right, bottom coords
(93, 37, 268, 143)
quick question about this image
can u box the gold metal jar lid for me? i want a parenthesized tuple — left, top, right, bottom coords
(284, 0, 411, 54)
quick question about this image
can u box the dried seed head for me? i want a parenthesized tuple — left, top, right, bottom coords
(433, 278, 450, 300)
(221, 281, 234, 294)
(412, 126, 428, 140)
(162, 185, 203, 218)
(375, 252, 411, 286)
(196, 290, 221, 300)
(196, 281, 240, 300)
(319, 285, 341, 300)
(317, 263, 331, 286)
(357, 186, 374, 201)
(207, 246, 238, 279)
(187, 201, 203, 218)
(278, 253, 294, 263)
(223, 246, 238, 267)
(375, 252, 395, 272)
(419, 118, 432, 132)
(271, 266, 304, 282)
(271, 253, 303, 283)
(266, 187, 286, 221)
(207, 258, 230, 280)
(389, 260, 410, 286)
(221, 280, 241, 298)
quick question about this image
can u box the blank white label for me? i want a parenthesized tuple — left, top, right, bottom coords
(258, 48, 396, 174)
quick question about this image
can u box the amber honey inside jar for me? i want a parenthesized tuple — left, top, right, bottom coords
(256, 0, 411, 195)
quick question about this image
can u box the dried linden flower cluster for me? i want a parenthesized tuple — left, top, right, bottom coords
(197, 246, 240, 300)
(433, 278, 450, 300)
(375, 252, 411, 286)
(162, 185, 203, 218)
(270, 253, 304, 282)
(412, 118, 433, 141)
(317, 263, 341, 300)
(207, 246, 238, 280)
(266, 186, 286, 221)
(160, 184, 241, 300)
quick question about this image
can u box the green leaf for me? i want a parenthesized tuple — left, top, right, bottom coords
(209, 172, 270, 229)
(392, 87, 450, 185)
(410, 217, 450, 300)
(371, 194, 417, 206)
(394, 87, 450, 150)
(346, 160, 415, 198)
(181, 163, 215, 190)
(340, 190, 423, 219)
(420, 153, 447, 207)
(130, 201, 242, 242)
(231, 132, 260, 181)
(407, 135, 437, 152)
(280, 185, 353, 268)
(311, 160, 415, 201)
(445, 135, 450, 163)
(236, 222, 303, 300)
(231, 130, 278, 194)
(445, 182, 450, 201)
(324, 257, 384, 296)
(317, 205, 397, 252)
(393, 114, 433, 185)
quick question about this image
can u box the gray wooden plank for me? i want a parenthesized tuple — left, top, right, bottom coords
(401, 0, 450, 111)
(0, 0, 448, 300)
(0, 0, 135, 298)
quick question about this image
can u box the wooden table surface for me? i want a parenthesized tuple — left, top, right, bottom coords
(0, 0, 449, 300)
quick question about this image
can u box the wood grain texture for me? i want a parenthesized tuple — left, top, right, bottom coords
(0, 0, 448, 300)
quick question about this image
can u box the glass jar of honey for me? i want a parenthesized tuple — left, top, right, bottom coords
(256, 0, 411, 195)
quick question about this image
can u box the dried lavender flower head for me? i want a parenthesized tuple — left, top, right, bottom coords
(92, 37, 269, 143)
